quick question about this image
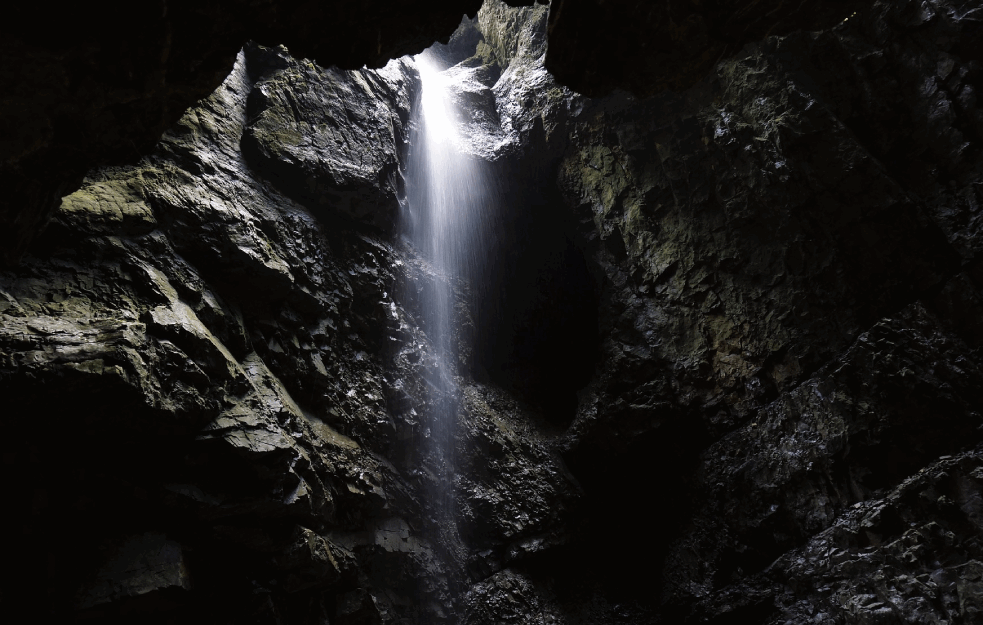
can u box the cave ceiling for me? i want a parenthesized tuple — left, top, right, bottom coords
(3, 0, 983, 622)
(2, 0, 861, 265)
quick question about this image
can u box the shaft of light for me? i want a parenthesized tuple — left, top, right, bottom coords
(401, 49, 494, 552)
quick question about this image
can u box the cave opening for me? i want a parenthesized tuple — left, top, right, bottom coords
(5, 0, 983, 623)
(409, 13, 601, 429)
(395, 23, 603, 610)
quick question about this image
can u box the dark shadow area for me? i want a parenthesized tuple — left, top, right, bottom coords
(0, 374, 196, 620)
(506, 410, 709, 614)
(705, 601, 779, 625)
(469, 161, 600, 426)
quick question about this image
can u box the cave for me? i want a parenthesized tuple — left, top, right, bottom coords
(3, 1, 983, 624)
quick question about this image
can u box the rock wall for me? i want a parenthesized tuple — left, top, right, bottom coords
(0, 38, 577, 624)
(545, 0, 983, 622)
(2, 0, 983, 624)
(0, 0, 870, 269)
(0, 0, 484, 265)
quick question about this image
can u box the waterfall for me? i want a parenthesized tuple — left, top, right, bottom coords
(401, 49, 492, 601)
(409, 53, 490, 288)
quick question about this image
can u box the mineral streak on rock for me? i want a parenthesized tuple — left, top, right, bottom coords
(2, 0, 983, 623)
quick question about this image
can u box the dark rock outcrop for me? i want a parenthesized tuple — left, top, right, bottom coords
(543, 0, 869, 97)
(540, 0, 983, 621)
(3, 0, 983, 623)
(546, 0, 870, 96)
(241, 49, 414, 231)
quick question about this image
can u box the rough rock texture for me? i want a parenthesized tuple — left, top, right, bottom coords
(1, 0, 898, 268)
(0, 0, 483, 265)
(4, 0, 983, 624)
(545, 0, 983, 622)
(241, 51, 413, 231)
(0, 39, 577, 624)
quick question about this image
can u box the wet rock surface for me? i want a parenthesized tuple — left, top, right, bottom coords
(3, 0, 983, 624)
(2, 0, 870, 268)
(0, 38, 577, 624)
(0, 0, 483, 265)
(242, 48, 415, 231)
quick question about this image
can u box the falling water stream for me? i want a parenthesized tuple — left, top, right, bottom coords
(401, 49, 493, 610)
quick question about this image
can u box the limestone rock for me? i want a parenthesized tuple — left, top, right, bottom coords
(242, 45, 416, 231)
(539, 0, 983, 620)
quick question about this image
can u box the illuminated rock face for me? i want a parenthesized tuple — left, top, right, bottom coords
(0, 0, 484, 266)
(0, 30, 586, 624)
(3, 1, 983, 624)
(0, 0, 882, 267)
